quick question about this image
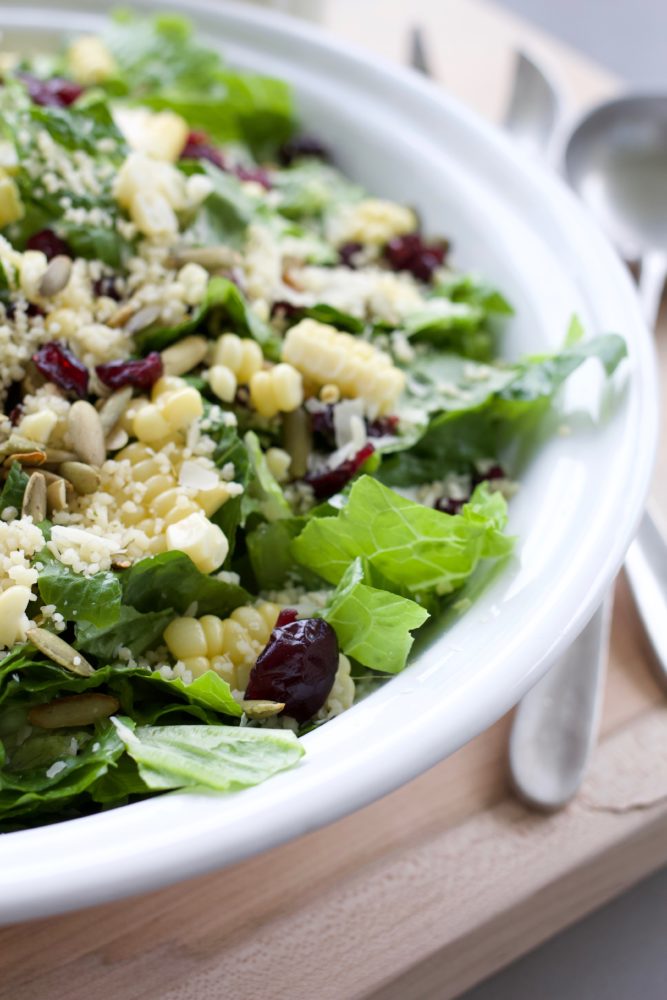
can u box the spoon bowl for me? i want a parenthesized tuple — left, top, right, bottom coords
(565, 94, 667, 261)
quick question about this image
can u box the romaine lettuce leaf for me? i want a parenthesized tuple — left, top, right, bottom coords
(323, 559, 429, 673)
(112, 717, 303, 791)
(243, 430, 291, 522)
(0, 462, 28, 512)
(103, 12, 294, 158)
(246, 517, 324, 591)
(37, 552, 122, 628)
(75, 606, 174, 660)
(292, 476, 512, 596)
(136, 275, 281, 359)
(121, 550, 249, 616)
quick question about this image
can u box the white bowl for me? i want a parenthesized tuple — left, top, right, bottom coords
(0, 0, 658, 923)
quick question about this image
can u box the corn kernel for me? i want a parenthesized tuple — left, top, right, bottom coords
(265, 447, 291, 482)
(133, 403, 172, 443)
(249, 364, 303, 418)
(0, 174, 24, 228)
(165, 511, 228, 574)
(200, 614, 226, 655)
(130, 191, 178, 238)
(282, 318, 405, 415)
(208, 364, 237, 403)
(163, 617, 208, 659)
(157, 386, 203, 430)
(19, 250, 48, 299)
(67, 35, 116, 84)
(0, 586, 32, 648)
(329, 198, 417, 246)
(182, 656, 212, 679)
(212, 333, 263, 383)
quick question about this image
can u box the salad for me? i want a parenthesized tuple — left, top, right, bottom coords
(0, 12, 625, 830)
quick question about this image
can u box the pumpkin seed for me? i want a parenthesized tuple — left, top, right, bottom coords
(125, 304, 161, 335)
(282, 407, 312, 479)
(168, 245, 240, 270)
(27, 627, 94, 677)
(46, 478, 68, 513)
(108, 302, 136, 329)
(29, 693, 119, 729)
(106, 425, 129, 451)
(97, 386, 133, 434)
(21, 471, 47, 521)
(59, 460, 101, 495)
(43, 448, 78, 464)
(68, 400, 106, 467)
(241, 699, 286, 719)
(38, 254, 72, 297)
(3, 450, 46, 467)
(161, 335, 209, 376)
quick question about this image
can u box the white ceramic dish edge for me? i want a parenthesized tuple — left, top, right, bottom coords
(0, 0, 658, 924)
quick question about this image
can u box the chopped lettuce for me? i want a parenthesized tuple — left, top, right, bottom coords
(136, 275, 281, 359)
(121, 550, 250, 617)
(322, 559, 429, 673)
(0, 462, 28, 513)
(243, 431, 292, 522)
(292, 476, 512, 597)
(112, 717, 304, 792)
(37, 552, 122, 629)
(102, 11, 294, 158)
(75, 606, 174, 660)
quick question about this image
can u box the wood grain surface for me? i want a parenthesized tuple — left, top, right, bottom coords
(2, 3, 665, 1000)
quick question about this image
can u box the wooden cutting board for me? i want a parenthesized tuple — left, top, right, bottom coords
(2, 3, 667, 999)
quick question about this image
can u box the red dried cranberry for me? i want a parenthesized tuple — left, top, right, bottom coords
(32, 342, 89, 397)
(19, 72, 84, 108)
(366, 414, 399, 437)
(8, 403, 23, 426)
(270, 300, 302, 321)
(26, 229, 71, 260)
(233, 164, 272, 189)
(245, 617, 339, 722)
(278, 135, 331, 167)
(472, 464, 505, 487)
(305, 442, 375, 499)
(339, 241, 364, 269)
(275, 608, 299, 627)
(435, 496, 466, 515)
(93, 275, 121, 301)
(310, 404, 336, 445)
(384, 234, 448, 283)
(180, 130, 226, 170)
(96, 352, 163, 390)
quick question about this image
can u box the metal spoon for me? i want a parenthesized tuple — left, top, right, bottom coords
(511, 96, 667, 810)
(566, 95, 667, 330)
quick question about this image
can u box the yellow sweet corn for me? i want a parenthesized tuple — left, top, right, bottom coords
(282, 318, 405, 415)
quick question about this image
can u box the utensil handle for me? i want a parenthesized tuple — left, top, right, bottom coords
(509, 594, 612, 811)
(639, 249, 667, 331)
(624, 510, 667, 688)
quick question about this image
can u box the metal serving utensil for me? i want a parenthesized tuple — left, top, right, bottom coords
(409, 31, 667, 809)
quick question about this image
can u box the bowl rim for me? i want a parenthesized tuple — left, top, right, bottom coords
(0, 0, 659, 924)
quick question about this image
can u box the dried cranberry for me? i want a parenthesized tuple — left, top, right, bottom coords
(275, 608, 299, 627)
(435, 496, 466, 515)
(233, 164, 272, 189)
(5, 300, 44, 320)
(32, 341, 89, 397)
(270, 300, 302, 321)
(305, 442, 375, 499)
(278, 135, 331, 167)
(19, 72, 84, 108)
(93, 275, 121, 301)
(245, 617, 339, 722)
(26, 229, 71, 260)
(384, 234, 448, 283)
(472, 464, 505, 487)
(339, 241, 364, 269)
(179, 131, 226, 170)
(96, 352, 163, 391)
(8, 403, 23, 426)
(367, 414, 399, 437)
(310, 404, 336, 445)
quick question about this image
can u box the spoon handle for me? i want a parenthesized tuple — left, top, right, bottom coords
(639, 249, 667, 330)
